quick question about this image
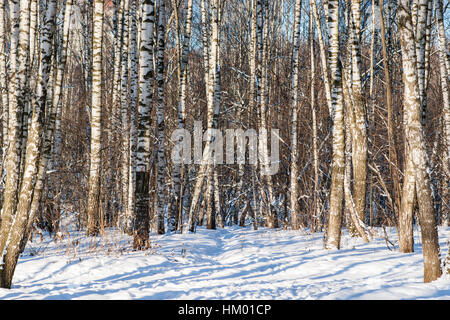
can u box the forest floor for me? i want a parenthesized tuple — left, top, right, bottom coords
(0, 214, 449, 299)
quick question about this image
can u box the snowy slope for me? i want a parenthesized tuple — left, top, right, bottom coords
(0, 219, 449, 300)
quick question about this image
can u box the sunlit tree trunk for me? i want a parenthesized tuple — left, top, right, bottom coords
(342, 65, 370, 242)
(311, 0, 331, 114)
(349, 0, 368, 225)
(1, 0, 56, 289)
(0, 0, 31, 261)
(259, 0, 276, 228)
(0, 0, 9, 170)
(108, 0, 126, 220)
(169, 0, 194, 233)
(119, 0, 131, 231)
(326, 0, 345, 250)
(310, 0, 320, 232)
(127, 0, 139, 234)
(52, 0, 73, 167)
(187, 0, 221, 232)
(436, 0, 449, 164)
(397, 0, 442, 282)
(415, 0, 429, 125)
(289, 0, 302, 230)
(86, 0, 104, 236)
(134, 0, 155, 249)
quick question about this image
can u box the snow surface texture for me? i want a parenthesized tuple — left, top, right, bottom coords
(0, 216, 449, 299)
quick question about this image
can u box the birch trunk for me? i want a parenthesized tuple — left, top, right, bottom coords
(119, 0, 131, 231)
(108, 0, 126, 219)
(310, 0, 320, 232)
(398, 0, 442, 282)
(259, 0, 276, 228)
(187, 0, 221, 232)
(134, 0, 155, 249)
(0, 0, 56, 289)
(169, 0, 194, 232)
(86, 0, 104, 236)
(325, 0, 345, 250)
(52, 0, 73, 167)
(0, 0, 8, 165)
(436, 0, 450, 164)
(156, 0, 166, 235)
(415, 0, 429, 125)
(289, 0, 302, 230)
(0, 0, 31, 259)
(342, 64, 370, 242)
(349, 0, 368, 225)
(311, 0, 332, 114)
(127, 0, 139, 234)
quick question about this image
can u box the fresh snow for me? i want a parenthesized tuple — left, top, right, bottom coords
(0, 216, 449, 300)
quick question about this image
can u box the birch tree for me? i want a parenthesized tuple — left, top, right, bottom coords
(127, 0, 139, 234)
(289, 0, 302, 230)
(436, 0, 450, 164)
(397, 0, 442, 282)
(119, 0, 131, 231)
(187, 0, 221, 232)
(134, 0, 155, 249)
(326, 0, 345, 250)
(156, 0, 167, 235)
(0, 0, 8, 164)
(310, 0, 320, 232)
(0, 0, 57, 289)
(86, 0, 105, 236)
(349, 0, 368, 226)
(52, 0, 74, 167)
(169, 0, 194, 233)
(0, 0, 32, 260)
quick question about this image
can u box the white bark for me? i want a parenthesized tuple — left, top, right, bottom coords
(289, 0, 302, 230)
(156, 0, 167, 235)
(1, 0, 56, 289)
(398, 0, 442, 282)
(86, 0, 104, 236)
(134, 0, 155, 249)
(325, 0, 345, 250)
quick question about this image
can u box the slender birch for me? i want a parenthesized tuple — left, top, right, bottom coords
(310, 0, 320, 232)
(119, 0, 131, 231)
(349, 0, 368, 225)
(311, 0, 332, 114)
(289, 0, 302, 230)
(187, 0, 221, 232)
(169, 0, 194, 232)
(326, 0, 345, 250)
(436, 0, 450, 163)
(108, 0, 126, 218)
(127, 0, 139, 233)
(259, 0, 276, 228)
(156, 0, 167, 235)
(0, 0, 8, 159)
(52, 0, 73, 166)
(134, 0, 155, 249)
(86, 0, 104, 236)
(415, 0, 429, 125)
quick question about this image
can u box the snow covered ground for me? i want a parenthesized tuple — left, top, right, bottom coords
(0, 216, 449, 300)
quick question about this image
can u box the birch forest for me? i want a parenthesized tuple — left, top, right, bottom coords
(0, 0, 449, 293)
